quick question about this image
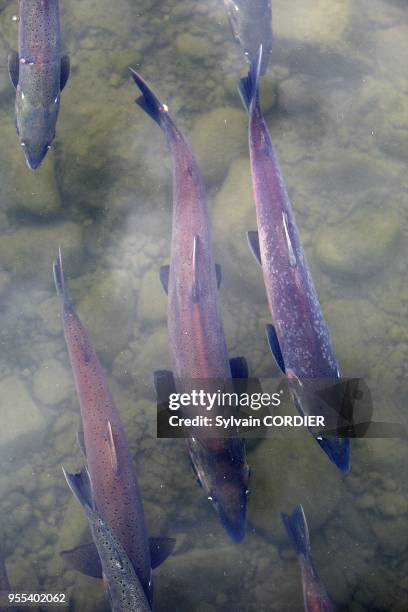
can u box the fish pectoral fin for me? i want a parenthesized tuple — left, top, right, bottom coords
(265, 324, 285, 373)
(159, 265, 170, 294)
(230, 356, 249, 380)
(8, 51, 19, 89)
(106, 421, 119, 475)
(154, 370, 176, 404)
(215, 263, 222, 288)
(62, 465, 93, 509)
(60, 55, 70, 90)
(60, 542, 102, 579)
(149, 537, 176, 569)
(247, 230, 262, 266)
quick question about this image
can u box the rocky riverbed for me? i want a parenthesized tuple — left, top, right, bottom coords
(0, 0, 406, 610)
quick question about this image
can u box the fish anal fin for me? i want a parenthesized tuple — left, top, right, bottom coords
(8, 51, 19, 89)
(106, 421, 119, 475)
(247, 230, 262, 266)
(60, 55, 70, 90)
(160, 265, 170, 294)
(60, 542, 102, 579)
(149, 537, 176, 569)
(266, 324, 285, 373)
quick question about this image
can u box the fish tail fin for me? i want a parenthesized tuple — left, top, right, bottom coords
(281, 504, 311, 560)
(238, 45, 263, 112)
(129, 67, 173, 132)
(53, 248, 70, 304)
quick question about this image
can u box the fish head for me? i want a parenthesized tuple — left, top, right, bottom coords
(189, 438, 250, 542)
(16, 88, 59, 169)
(288, 374, 351, 473)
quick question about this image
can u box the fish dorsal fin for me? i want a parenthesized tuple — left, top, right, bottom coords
(159, 265, 170, 294)
(247, 230, 262, 266)
(266, 324, 285, 373)
(106, 421, 119, 475)
(60, 55, 70, 90)
(8, 51, 19, 89)
(191, 235, 200, 303)
(282, 212, 297, 267)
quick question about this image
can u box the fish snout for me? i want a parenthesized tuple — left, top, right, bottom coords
(22, 141, 50, 170)
(213, 481, 248, 543)
(319, 435, 350, 474)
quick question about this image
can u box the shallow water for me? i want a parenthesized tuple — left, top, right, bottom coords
(0, 0, 407, 610)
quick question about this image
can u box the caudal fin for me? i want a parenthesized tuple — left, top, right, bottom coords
(238, 45, 263, 112)
(281, 504, 311, 560)
(129, 67, 171, 129)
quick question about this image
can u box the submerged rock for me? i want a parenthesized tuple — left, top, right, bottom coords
(32, 358, 72, 406)
(190, 106, 248, 185)
(0, 222, 83, 281)
(323, 299, 366, 376)
(274, 0, 352, 48)
(77, 269, 137, 363)
(175, 33, 213, 59)
(137, 269, 166, 324)
(155, 546, 245, 611)
(315, 211, 401, 278)
(247, 435, 342, 541)
(213, 157, 266, 296)
(0, 376, 47, 461)
(278, 75, 319, 115)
